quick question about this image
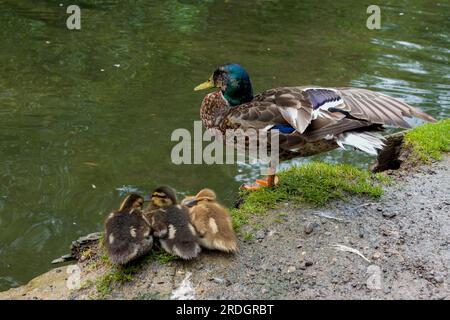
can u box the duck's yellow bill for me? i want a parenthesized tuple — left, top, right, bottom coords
(194, 79, 214, 91)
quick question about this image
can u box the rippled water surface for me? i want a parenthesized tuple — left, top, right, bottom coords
(0, 0, 449, 290)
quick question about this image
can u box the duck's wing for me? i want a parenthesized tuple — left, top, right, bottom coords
(225, 87, 312, 133)
(225, 86, 435, 134)
(333, 87, 436, 127)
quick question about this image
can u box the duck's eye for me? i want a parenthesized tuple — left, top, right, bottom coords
(213, 70, 226, 83)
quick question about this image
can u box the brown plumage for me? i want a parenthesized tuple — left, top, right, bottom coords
(104, 194, 153, 265)
(196, 64, 436, 160)
(182, 189, 238, 253)
(144, 186, 201, 260)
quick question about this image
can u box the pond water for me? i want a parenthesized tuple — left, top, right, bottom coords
(0, 0, 448, 291)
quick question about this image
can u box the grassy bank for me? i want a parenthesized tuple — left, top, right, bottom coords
(404, 119, 450, 162)
(231, 163, 390, 233)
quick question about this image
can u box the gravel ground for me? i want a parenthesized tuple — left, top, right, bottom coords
(1, 156, 449, 300)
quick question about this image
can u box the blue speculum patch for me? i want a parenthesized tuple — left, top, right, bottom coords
(270, 124, 296, 134)
(306, 89, 341, 109)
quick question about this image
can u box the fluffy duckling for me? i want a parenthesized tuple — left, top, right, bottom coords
(104, 193, 153, 265)
(145, 186, 201, 260)
(182, 189, 238, 253)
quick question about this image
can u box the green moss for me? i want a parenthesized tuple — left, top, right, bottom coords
(145, 248, 178, 264)
(273, 212, 288, 224)
(231, 161, 389, 231)
(404, 119, 450, 162)
(242, 232, 254, 241)
(95, 260, 147, 298)
(93, 246, 177, 299)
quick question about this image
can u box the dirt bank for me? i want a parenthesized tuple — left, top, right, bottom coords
(1, 154, 448, 300)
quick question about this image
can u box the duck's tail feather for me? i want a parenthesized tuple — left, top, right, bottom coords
(336, 131, 385, 155)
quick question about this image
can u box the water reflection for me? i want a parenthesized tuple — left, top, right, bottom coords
(0, 0, 448, 290)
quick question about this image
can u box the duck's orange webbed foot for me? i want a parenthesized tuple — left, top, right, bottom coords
(240, 175, 279, 191)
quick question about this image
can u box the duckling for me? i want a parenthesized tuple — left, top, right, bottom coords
(145, 186, 201, 260)
(104, 193, 153, 265)
(182, 189, 238, 253)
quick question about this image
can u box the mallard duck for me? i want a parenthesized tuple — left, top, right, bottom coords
(144, 186, 201, 260)
(194, 63, 436, 189)
(104, 193, 153, 265)
(181, 188, 238, 253)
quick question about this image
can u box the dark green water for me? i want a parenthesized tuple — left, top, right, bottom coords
(0, 0, 448, 291)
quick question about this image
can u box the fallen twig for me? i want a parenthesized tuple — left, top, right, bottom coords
(312, 212, 346, 222)
(332, 244, 371, 263)
(354, 202, 378, 209)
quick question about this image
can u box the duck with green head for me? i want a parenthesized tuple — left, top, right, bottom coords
(194, 63, 436, 190)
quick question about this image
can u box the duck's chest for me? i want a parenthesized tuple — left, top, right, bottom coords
(200, 92, 230, 130)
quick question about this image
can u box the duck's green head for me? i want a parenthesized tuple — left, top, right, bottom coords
(194, 63, 253, 106)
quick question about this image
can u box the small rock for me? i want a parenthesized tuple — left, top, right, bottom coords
(296, 243, 303, 248)
(305, 261, 313, 267)
(304, 223, 314, 234)
(376, 207, 383, 212)
(434, 275, 444, 284)
(255, 230, 266, 240)
(382, 211, 397, 219)
(366, 265, 382, 290)
(383, 287, 391, 294)
(372, 252, 382, 260)
(287, 266, 296, 273)
(261, 288, 268, 294)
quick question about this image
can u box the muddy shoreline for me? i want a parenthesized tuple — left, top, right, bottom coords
(1, 153, 448, 300)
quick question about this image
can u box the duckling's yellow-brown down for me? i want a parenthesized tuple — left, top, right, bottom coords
(182, 188, 238, 253)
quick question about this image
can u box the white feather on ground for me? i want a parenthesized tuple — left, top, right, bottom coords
(170, 272, 196, 300)
(333, 244, 371, 263)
